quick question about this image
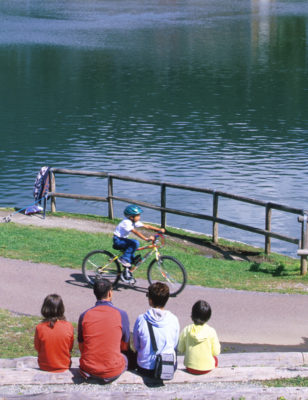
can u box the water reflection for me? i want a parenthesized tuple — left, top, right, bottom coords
(0, 0, 307, 255)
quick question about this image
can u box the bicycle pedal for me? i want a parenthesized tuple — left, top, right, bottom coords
(120, 271, 135, 284)
(128, 278, 136, 286)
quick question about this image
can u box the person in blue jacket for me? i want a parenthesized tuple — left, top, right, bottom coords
(133, 282, 180, 377)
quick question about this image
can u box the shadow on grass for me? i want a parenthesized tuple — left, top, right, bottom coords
(166, 229, 264, 261)
(249, 262, 294, 277)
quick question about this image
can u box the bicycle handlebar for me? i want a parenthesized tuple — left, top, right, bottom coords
(137, 233, 164, 251)
(153, 233, 165, 246)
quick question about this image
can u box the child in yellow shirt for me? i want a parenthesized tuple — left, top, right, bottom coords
(178, 300, 220, 374)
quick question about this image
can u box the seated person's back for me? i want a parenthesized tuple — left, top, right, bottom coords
(34, 294, 74, 373)
(178, 300, 220, 374)
(78, 279, 130, 382)
(133, 282, 179, 376)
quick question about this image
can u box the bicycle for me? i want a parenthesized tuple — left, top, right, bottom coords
(82, 234, 187, 296)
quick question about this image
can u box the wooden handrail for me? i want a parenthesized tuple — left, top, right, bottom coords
(47, 168, 306, 273)
(51, 167, 304, 214)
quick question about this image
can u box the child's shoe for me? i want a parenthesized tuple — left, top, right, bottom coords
(120, 268, 136, 284)
(118, 257, 131, 268)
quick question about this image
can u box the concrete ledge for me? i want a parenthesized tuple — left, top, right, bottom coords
(217, 351, 307, 368)
(1, 366, 308, 386)
(1, 353, 308, 386)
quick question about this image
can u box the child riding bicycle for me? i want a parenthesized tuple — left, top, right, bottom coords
(82, 205, 186, 294)
(113, 205, 165, 270)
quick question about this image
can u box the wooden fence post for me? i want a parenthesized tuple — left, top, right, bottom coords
(50, 170, 56, 213)
(212, 192, 219, 244)
(265, 204, 272, 254)
(161, 184, 166, 229)
(300, 215, 308, 276)
(108, 176, 114, 220)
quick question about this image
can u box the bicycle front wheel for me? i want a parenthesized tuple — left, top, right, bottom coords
(147, 256, 187, 296)
(82, 250, 121, 287)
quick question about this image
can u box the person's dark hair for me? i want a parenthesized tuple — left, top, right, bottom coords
(41, 294, 66, 328)
(93, 278, 112, 300)
(147, 282, 170, 308)
(191, 300, 212, 325)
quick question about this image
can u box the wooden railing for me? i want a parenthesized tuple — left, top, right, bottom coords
(297, 215, 308, 275)
(47, 168, 308, 275)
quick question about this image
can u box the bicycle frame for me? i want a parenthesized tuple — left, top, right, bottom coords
(98, 236, 162, 274)
(131, 243, 161, 272)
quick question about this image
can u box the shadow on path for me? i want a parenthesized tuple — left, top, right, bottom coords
(67, 273, 148, 295)
(222, 337, 308, 353)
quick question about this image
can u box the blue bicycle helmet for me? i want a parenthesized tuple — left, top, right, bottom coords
(124, 204, 143, 217)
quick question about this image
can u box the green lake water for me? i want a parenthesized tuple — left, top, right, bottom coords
(0, 0, 308, 255)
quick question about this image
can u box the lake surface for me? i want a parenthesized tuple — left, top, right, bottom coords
(0, 0, 308, 256)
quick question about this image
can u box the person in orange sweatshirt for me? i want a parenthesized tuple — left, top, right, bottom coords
(34, 294, 74, 372)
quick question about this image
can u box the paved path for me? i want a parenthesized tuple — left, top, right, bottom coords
(1, 259, 308, 351)
(1, 211, 308, 351)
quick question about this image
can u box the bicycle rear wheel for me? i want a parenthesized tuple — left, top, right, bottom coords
(147, 256, 187, 296)
(82, 250, 121, 287)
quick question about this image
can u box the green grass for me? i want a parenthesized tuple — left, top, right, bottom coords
(0, 309, 40, 358)
(0, 216, 307, 294)
(0, 309, 79, 359)
(262, 377, 308, 387)
(0, 222, 112, 268)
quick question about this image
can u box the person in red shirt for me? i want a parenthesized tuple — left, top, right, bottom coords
(34, 294, 74, 372)
(78, 279, 130, 383)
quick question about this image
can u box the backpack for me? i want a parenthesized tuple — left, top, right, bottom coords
(33, 166, 50, 203)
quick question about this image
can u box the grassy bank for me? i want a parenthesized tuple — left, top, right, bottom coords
(0, 211, 307, 294)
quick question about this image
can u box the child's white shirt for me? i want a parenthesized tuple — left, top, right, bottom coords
(114, 218, 144, 238)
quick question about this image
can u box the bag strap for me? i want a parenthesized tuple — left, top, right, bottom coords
(146, 320, 158, 353)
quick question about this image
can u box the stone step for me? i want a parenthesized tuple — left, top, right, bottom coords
(2, 387, 308, 400)
(0, 353, 308, 386)
(1, 365, 308, 386)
